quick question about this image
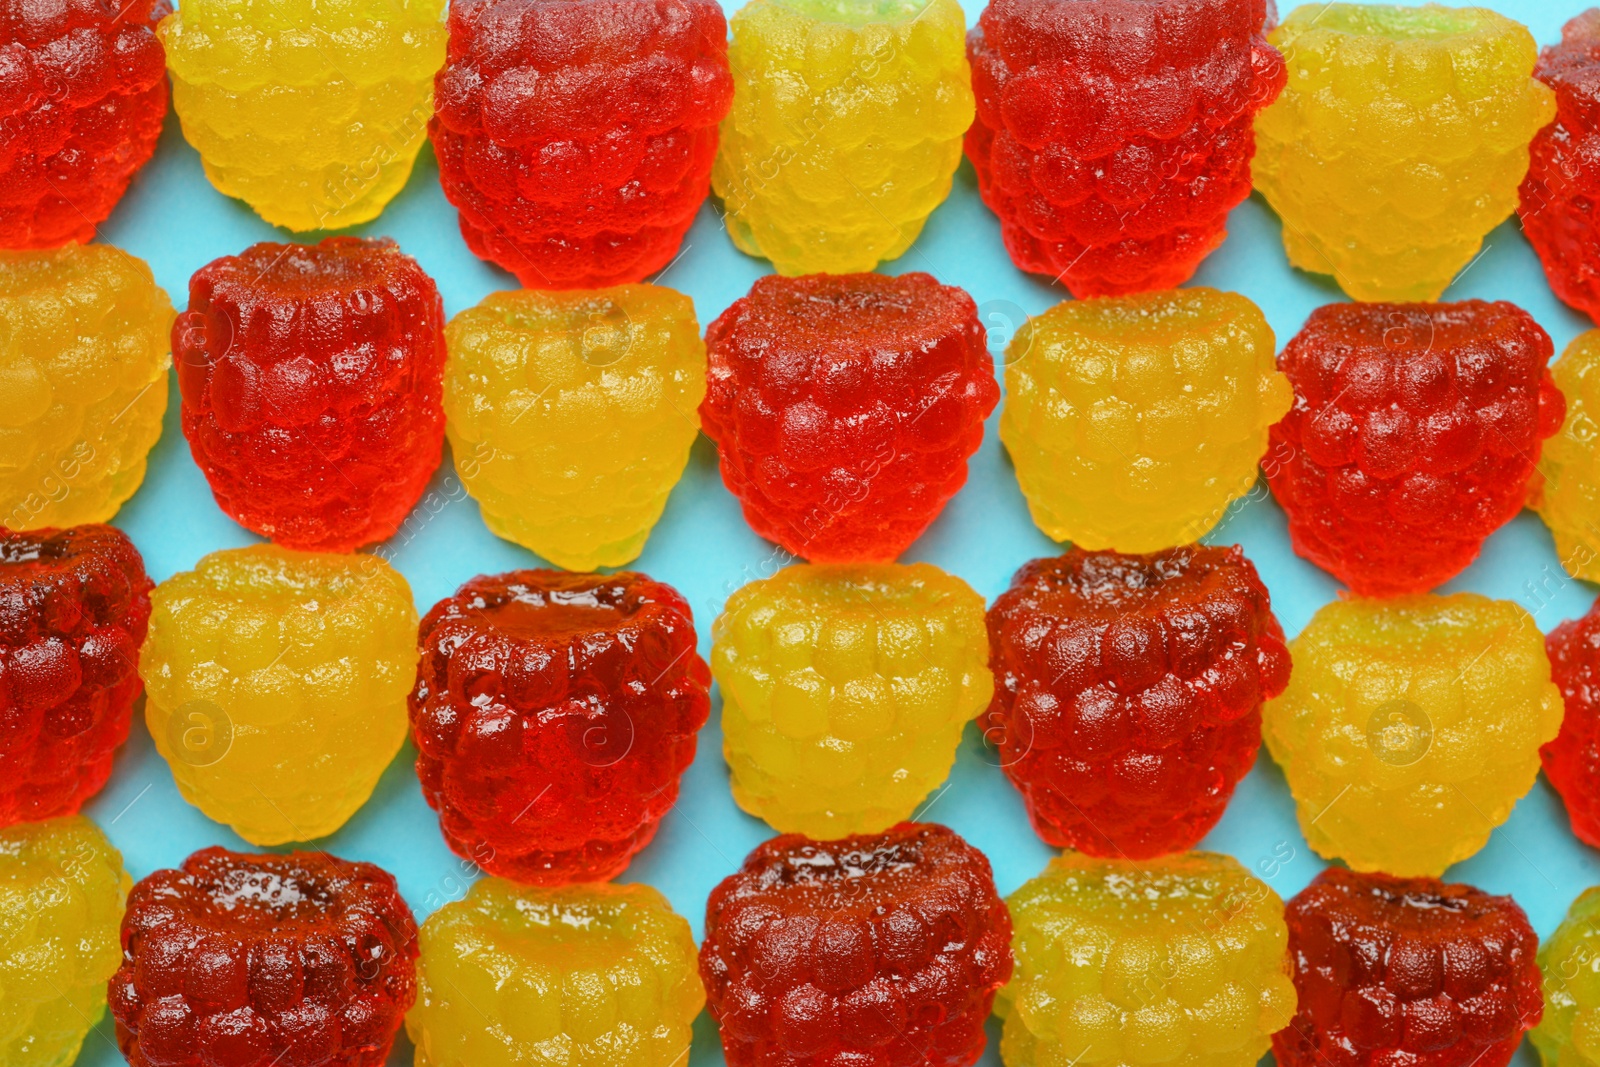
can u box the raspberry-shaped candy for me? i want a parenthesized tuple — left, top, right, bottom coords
(432, 0, 732, 289)
(1002, 288, 1289, 552)
(1533, 886, 1600, 1067)
(159, 0, 445, 231)
(986, 545, 1290, 859)
(1277, 868, 1542, 1067)
(713, 563, 990, 838)
(411, 569, 710, 884)
(702, 273, 998, 562)
(1254, 5, 1555, 302)
(110, 847, 418, 1067)
(140, 545, 419, 845)
(0, 245, 173, 531)
(408, 879, 702, 1067)
(1533, 330, 1600, 581)
(1267, 300, 1564, 597)
(1000, 851, 1296, 1067)
(701, 822, 1012, 1067)
(445, 285, 706, 570)
(712, 0, 974, 275)
(966, 0, 1285, 296)
(1539, 601, 1600, 848)
(1263, 593, 1563, 877)
(174, 238, 447, 553)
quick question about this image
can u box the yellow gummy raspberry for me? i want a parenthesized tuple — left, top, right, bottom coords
(0, 816, 129, 1067)
(1533, 887, 1600, 1067)
(998, 851, 1296, 1067)
(0, 245, 172, 531)
(140, 545, 419, 845)
(444, 285, 706, 571)
(1254, 4, 1554, 302)
(1000, 288, 1291, 553)
(1533, 330, 1600, 581)
(712, 0, 974, 275)
(160, 0, 445, 231)
(1263, 593, 1562, 877)
(407, 878, 703, 1067)
(712, 562, 992, 838)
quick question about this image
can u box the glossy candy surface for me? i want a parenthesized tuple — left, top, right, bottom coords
(1533, 329, 1600, 580)
(1541, 600, 1600, 848)
(1532, 885, 1600, 1067)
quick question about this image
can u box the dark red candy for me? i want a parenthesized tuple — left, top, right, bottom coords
(1543, 602, 1600, 847)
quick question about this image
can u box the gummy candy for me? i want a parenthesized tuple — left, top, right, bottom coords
(702, 272, 998, 562)
(140, 545, 419, 845)
(0, 524, 151, 827)
(701, 822, 1012, 1067)
(1254, 4, 1555, 302)
(966, 0, 1285, 296)
(1263, 593, 1563, 877)
(410, 569, 710, 884)
(0, 245, 173, 531)
(713, 563, 991, 838)
(432, 0, 732, 288)
(110, 846, 418, 1067)
(1533, 885, 1600, 1067)
(986, 545, 1290, 859)
(1541, 602, 1600, 848)
(1266, 300, 1564, 597)
(999, 850, 1296, 1067)
(175, 238, 447, 553)
(445, 285, 706, 570)
(1533, 330, 1600, 581)
(712, 0, 974, 275)
(160, 0, 445, 231)
(1001, 288, 1289, 552)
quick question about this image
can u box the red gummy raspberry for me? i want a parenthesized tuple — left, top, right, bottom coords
(700, 822, 1013, 1067)
(701, 273, 999, 563)
(173, 238, 448, 553)
(1276, 868, 1543, 1067)
(0, 524, 151, 825)
(1266, 300, 1565, 597)
(985, 545, 1289, 858)
(410, 569, 710, 884)
(430, 0, 733, 289)
(1542, 602, 1600, 847)
(109, 846, 419, 1067)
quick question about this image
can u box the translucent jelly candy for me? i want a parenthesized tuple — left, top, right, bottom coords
(713, 563, 991, 838)
(1263, 593, 1563, 877)
(140, 545, 419, 845)
(1533, 330, 1600, 581)
(1254, 4, 1555, 302)
(712, 0, 974, 275)
(1533, 886, 1600, 1067)
(445, 285, 706, 570)
(1001, 288, 1289, 552)
(1541, 601, 1600, 848)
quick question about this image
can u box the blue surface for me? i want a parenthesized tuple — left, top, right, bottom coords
(67, 1, 1600, 1064)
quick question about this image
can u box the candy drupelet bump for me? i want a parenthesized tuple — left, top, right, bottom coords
(1533, 330, 1600, 581)
(1532, 886, 1600, 1067)
(1540, 599, 1600, 848)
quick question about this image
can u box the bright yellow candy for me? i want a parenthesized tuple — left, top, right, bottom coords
(140, 545, 419, 845)
(1001, 288, 1290, 553)
(712, 0, 974, 275)
(1533, 886, 1600, 1067)
(1254, 4, 1554, 302)
(1534, 330, 1600, 580)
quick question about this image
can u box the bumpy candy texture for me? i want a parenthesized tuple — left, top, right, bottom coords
(967, 0, 1285, 296)
(1533, 886, 1600, 1067)
(701, 822, 1012, 1067)
(0, 524, 151, 826)
(713, 0, 974, 275)
(1541, 602, 1600, 848)
(1255, 4, 1555, 302)
(110, 847, 418, 1067)
(0, 816, 129, 1067)
(0, 245, 173, 531)
(140, 546, 419, 845)
(1263, 594, 1563, 877)
(1266, 300, 1564, 597)
(1533, 330, 1600, 581)
(1000, 851, 1296, 1067)
(432, 0, 732, 288)
(1002, 288, 1290, 552)
(445, 285, 705, 570)
(410, 570, 710, 884)
(160, 0, 445, 231)
(1277, 868, 1543, 1067)
(986, 545, 1290, 859)
(175, 238, 447, 553)
(0, 0, 168, 248)
(702, 273, 998, 562)
(408, 878, 702, 1067)
(713, 563, 991, 838)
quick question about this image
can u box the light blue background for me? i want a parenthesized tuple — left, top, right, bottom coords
(64, 1, 1600, 1064)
